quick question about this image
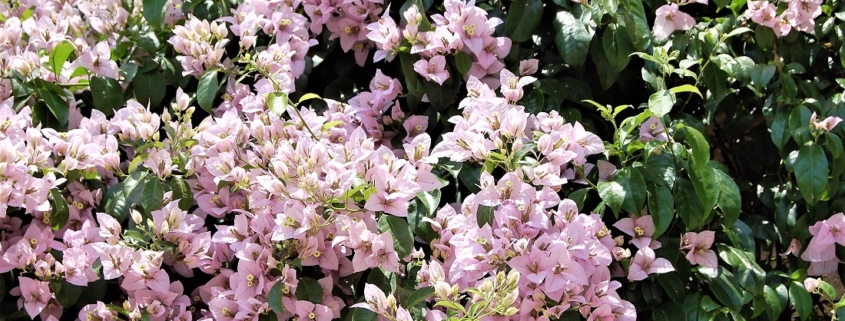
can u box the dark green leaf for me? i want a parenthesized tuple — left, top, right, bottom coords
(34, 80, 69, 126)
(90, 76, 123, 116)
(709, 269, 744, 312)
(597, 167, 646, 216)
(657, 273, 687, 302)
(688, 163, 719, 223)
(52, 279, 84, 308)
(674, 178, 705, 229)
(763, 284, 788, 321)
(378, 215, 414, 259)
(458, 163, 483, 193)
(455, 51, 473, 77)
(477, 205, 496, 228)
(170, 176, 194, 211)
(351, 308, 379, 321)
(554, 10, 592, 67)
(714, 168, 741, 227)
(133, 70, 166, 108)
(648, 184, 673, 238)
(794, 143, 829, 205)
(295, 277, 324, 304)
(620, 0, 650, 51)
(788, 281, 811, 321)
(197, 70, 219, 113)
(143, 0, 168, 27)
(403, 286, 435, 308)
(49, 188, 69, 231)
(682, 126, 710, 171)
(267, 281, 285, 314)
(141, 177, 164, 212)
(653, 302, 687, 321)
(505, 0, 543, 42)
(603, 24, 635, 71)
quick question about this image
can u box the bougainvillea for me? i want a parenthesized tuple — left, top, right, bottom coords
(1, 0, 845, 319)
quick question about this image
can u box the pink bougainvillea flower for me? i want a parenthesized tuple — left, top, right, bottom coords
(413, 55, 450, 85)
(499, 68, 536, 102)
(627, 247, 674, 281)
(653, 4, 696, 40)
(19, 277, 52, 318)
(519, 59, 539, 76)
(613, 215, 656, 249)
(811, 112, 843, 132)
(639, 116, 668, 142)
(681, 231, 718, 270)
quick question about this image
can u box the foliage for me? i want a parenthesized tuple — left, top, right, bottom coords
(0, 0, 845, 320)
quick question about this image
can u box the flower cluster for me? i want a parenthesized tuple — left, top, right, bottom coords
(801, 213, 845, 275)
(746, 0, 821, 37)
(367, 0, 512, 87)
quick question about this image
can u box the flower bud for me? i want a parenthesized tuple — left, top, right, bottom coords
(506, 270, 520, 287)
(503, 307, 518, 316)
(131, 210, 143, 225)
(481, 279, 494, 293)
(434, 282, 452, 299)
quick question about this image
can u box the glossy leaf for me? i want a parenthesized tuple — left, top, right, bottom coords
(49, 188, 70, 231)
(267, 92, 289, 116)
(505, 0, 543, 43)
(90, 76, 123, 116)
(794, 142, 829, 205)
(295, 277, 324, 304)
(554, 10, 592, 67)
(597, 167, 646, 216)
(378, 215, 414, 259)
(714, 168, 741, 227)
(648, 89, 676, 118)
(141, 177, 164, 212)
(197, 70, 219, 114)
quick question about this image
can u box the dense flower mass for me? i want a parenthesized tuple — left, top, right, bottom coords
(0, 0, 843, 319)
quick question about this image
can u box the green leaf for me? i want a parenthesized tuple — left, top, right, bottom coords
(477, 205, 496, 227)
(403, 286, 435, 308)
(170, 176, 194, 211)
(826, 132, 843, 159)
(702, 64, 728, 99)
(49, 188, 69, 230)
(52, 279, 84, 308)
(648, 90, 676, 118)
(197, 70, 219, 113)
(789, 281, 812, 321)
(714, 169, 741, 227)
(597, 167, 646, 216)
(750, 65, 776, 87)
(505, 0, 543, 43)
(763, 284, 788, 321)
(554, 10, 592, 68)
(724, 27, 753, 39)
(674, 178, 705, 229)
(90, 76, 123, 116)
(688, 163, 719, 222)
(49, 41, 75, 74)
(267, 281, 285, 314)
(295, 277, 324, 304)
(142, 0, 168, 27)
(648, 184, 673, 238)
(670, 84, 703, 97)
(378, 215, 414, 259)
(34, 80, 69, 127)
(653, 302, 687, 321)
(455, 51, 473, 77)
(351, 308, 379, 321)
(603, 24, 635, 72)
(682, 126, 710, 171)
(794, 143, 829, 205)
(297, 93, 321, 105)
(709, 269, 744, 312)
(658, 273, 687, 302)
(458, 163, 483, 193)
(267, 92, 289, 116)
(620, 0, 650, 51)
(141, 177, 164, 212)
(133, 70, 166, 108)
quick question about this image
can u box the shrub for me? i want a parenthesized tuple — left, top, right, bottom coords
(0, 0, 844, 320)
